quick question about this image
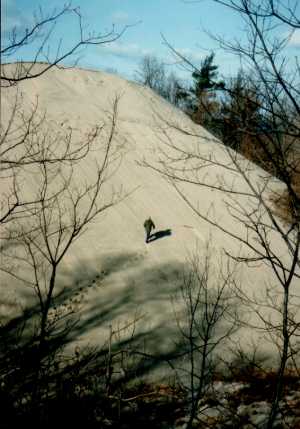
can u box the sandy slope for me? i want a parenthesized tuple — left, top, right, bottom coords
(1, 64, 299, 377)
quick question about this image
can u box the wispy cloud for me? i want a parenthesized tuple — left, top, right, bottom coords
(2, 0, 33, 37)
(111, 11, 130, 24)
(99, 41, 152, 60)
(4, 15, 24, 32)
(168, 47, 205, 64)
(288, 29, 300, 47)
(99, 40, 207, 64)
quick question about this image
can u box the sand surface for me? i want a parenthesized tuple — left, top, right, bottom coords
(1, 64, 299, 377)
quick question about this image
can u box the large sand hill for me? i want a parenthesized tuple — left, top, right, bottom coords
(1, 64, 299, 378)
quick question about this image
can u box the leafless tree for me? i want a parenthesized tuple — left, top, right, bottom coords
(0, 3, 131, 405)
(135, 54, 190, 109)
(204, 2, 300, 427)
(142, 1, 300, 427)
(135, 55, 166, 94)
(173, 244, 239, 429)
(1, 2, 129, 86)
(1, 96, 125, 389)
(1, 3, 129, 226)
(143, 112, 300, 427)
(1, 90, 98, 227)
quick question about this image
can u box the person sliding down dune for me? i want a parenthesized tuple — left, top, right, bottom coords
(144, 217, 155, 243)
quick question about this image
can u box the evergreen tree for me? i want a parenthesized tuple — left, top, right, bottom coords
(191, 53, 224, 98)
(189, 53, 224, 131)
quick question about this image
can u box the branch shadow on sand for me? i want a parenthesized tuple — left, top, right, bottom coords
(0, 251, 184, 383)
(0, 250, 245, 427)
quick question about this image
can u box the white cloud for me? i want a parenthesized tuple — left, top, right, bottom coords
(288, 29, 300, 47)
(2, 0, 33, 36)
(171, 47, 205, 64)
(99, 42, 203, 64)
(99, 41, 152, 60)
(4, 15, 23, 31)
(111, 11, 130, 24)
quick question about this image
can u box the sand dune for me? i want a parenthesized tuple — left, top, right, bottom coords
(1, 64, 299, 376)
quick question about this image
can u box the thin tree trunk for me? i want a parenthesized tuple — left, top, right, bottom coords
(33, 264, 57, 403)
(186, 335, 209, 429)
(267, 286, 289, 429)
(39, 264, 57, 351)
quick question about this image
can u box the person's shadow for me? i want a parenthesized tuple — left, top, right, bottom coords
(147, 229, 172, 243)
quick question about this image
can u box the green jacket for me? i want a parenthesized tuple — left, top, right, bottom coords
(144, 218, 155, 233)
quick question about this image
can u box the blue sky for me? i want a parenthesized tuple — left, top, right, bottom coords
(2, 0, 300, 82)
